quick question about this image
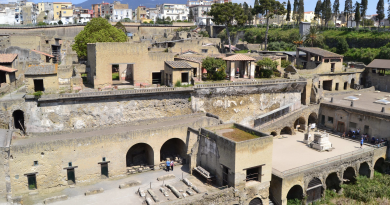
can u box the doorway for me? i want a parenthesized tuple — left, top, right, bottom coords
(67, 169, 75, 185)
(337, 121, 345, 133)
(152, 72, 162, 84)
(101, 163, 108, 178)
(33, 79, 44, 92)
(306, 178, 323, 203)
(0, 71, 6, 84)
(27, 174, 37, 190)
(181, 72, 189, 84)
(222, 165, 229, 186)
(321, 115, 325, 125)
(13, 110, 24, 131)
(323, 80, 332, 91)
(364, 125, 369, 135)
(344, 82, 348, 90)
(335, 83, 339, 91)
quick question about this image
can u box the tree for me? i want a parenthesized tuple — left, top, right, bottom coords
(297, 0, 304, 22)
(333, 0, 340, 27)
(166, 16, 171, 22)
(322, 0, 332, 27)
(377, 0, 385, 29)
(209, 2, 247, 53)
(188, 9, 194, 22)
(202, 57, 227, 80)
(344, 0, 353, 27)
(361, 0, 368, 27)
(252, 0, 286, 50)
(355, 2, 361, 29)
(336, 38, 349, 54)
(304, 26, 324, 47)
(254, 0, 260, 24)
(293, 0, 298, 22)
(314, 0, 322, 23)
(248, 6, 254, 24)
(72, 18, 127, 58)
(58, 20, 63, 25)
(243, 2, 253, 24)
(105, 14, 110, 20)
(286, 0, 291, 22)
(256, 58, 278, 78)
(114, 22, 127, 34)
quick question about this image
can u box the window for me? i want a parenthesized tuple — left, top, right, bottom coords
(328, 117, 333, 124)
(101, 163, 108, 178)
(57, 12, 59, 15)
(34, 161, 38, 166)
(245, 166, 262, 182)
(63, 11, 66, 14)
(27, 174, 37, 190)
(68, 162, 72, 167)
(201, 49, 208, 53)
(181, 73, 189, 83)
(102, 157, 106, 162)
(56, 6, 58, 8)
(349, 122, 357, 129)
(45, 40, 49, 44)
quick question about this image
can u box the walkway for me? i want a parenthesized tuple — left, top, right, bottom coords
(0, 86, 25, 101)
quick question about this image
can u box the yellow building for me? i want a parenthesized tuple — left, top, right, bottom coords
(137, 6, 147, 20)
(53, 2, 73, 21)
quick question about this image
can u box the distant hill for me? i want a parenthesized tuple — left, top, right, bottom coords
(75, 0, 188, 10)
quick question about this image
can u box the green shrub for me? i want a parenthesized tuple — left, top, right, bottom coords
(234, 50, 249, 53)
(281, 60, 291, 68)
(287, 198, 301, 205)
(33, 91, 43, 98)
(258, 69, 273, 78)
(175, 80, 181, 87)
(336, 38, 349, 54)
(37, 22, 47, 26)
(202, 57, 227, 80)
(198, 31, 209, 37)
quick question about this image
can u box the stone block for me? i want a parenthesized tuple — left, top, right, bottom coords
(160, 187, 169, 197)
(186, 189, 194, 196)
(192, 185, 200, 193)
(119, 180, 141, 189)
(157, 174, 175, 181)
(85, 188, 104, 196)
(145, 197, 153, 205)
(147, 188, 160, 202)
(183, 178, 192, 187)
(139, 188, 146, 197)
(43, 195, 68, 204)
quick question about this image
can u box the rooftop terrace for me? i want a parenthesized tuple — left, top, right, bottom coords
(205, 123, 268, 143)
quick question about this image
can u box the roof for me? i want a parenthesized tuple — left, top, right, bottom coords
(31, 49, 54, 58)
(0, 54, 17, 63)
(165, 61, 193, 69)
(366, 59, 390, 69)
(223, 54, 256, 61)
(297, 47, 343, 58)
(0, 65, 17, 72)
(25, 65, 57, 75)
(250, 55, 280, 61)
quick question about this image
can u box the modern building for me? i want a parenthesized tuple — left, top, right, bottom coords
(187, 0, 213, 6)
(158, 3, 189, 21)
(0, 7, 16, 25)
(112, 2, 131, 22)
(189, 5, 211, 25)
(91, 3, 101, 18)
(53, 2, 73, 23)
(74, 8, 92, 23)
(136, 6, 147, 21)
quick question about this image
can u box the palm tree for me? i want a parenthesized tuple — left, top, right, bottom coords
(304, 26, 323, 47)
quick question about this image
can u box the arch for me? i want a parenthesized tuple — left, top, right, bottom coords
(359, 162, 371, 178)
(343, 167, 356, 184)
(270, 131, 277, 137)
(374, 157, 385, 173)
(350, 78, 355, 89)
(12, 110, 24, 131)
(308, 113, 317, 125)
(294, 117, 306, 130)
(160, 138, 186, 162)
(306, 178, 323, 203)
(280, 127, 292, 135)
(286, 185, 303, 201)
(248, 197, 263, 205)
(325, 172, 341, 192)
(126, 143, 154, 167)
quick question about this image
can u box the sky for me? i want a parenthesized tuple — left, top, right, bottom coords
(3, 0, 381, 15)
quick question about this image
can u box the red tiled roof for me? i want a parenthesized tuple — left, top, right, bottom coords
(0, 65, 17, 72)
(223, 54, 256, 61)
(31, 49, 54, 58)
(0, 54, 17, 63)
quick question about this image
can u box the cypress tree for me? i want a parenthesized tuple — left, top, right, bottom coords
(293, 0, 298, 22)
(344, 0, 353, 27)
(314, 0, 322, 23)
(298, 0, 304, 22)
(333, 0, 340, 27)
(355, 2, 361, 29)
(323, 0, 332, 27)
(286, 0, 291, 22)
(361, 0, 368, 27)
(377, 0, 385, 28)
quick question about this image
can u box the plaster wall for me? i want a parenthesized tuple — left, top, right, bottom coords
(25, 74, 59, 94)
(365, 69, 390, 91)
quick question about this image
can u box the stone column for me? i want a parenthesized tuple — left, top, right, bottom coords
(230, 61, 235, 81)
(250, 61, 255, 79)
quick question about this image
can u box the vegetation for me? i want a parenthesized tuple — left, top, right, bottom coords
(58, 20, 63, 25)
(202, 57, 227, 80)
(234, 50, 249, 53)
(33, 91, 43, 98)
(268, 42, 296, 51)
(112, 72, 119, 80)
(37, 22, 47, 26)
(304, 26, 324, 47)
(114, 22, 126, 34)
(198, 31, 209, 37)
(377, 0, 385, 29)
(281, 60, 291, 68)
(174, 80, 192, 87)
(155, 17, 172, 24)
(256, 58, 279, 78)
(72, 18, 127, 58)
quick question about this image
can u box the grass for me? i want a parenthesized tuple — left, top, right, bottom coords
(220, 127, 258, 142)
(112, 72, 119, 80)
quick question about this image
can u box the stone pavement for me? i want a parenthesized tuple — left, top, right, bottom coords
(0, 86, 25, 101)
(22, 165, 216, 205)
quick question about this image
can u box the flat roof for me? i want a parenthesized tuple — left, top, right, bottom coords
(298, 47, 343, 58)
(272, 132, 374, 172)
(215, 127, 259, 142)
(366, 59, 390, 69)
(324, 91, 390, 113)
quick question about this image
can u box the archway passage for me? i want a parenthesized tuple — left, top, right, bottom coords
(126, 143, 154, 167)
(308, 113, 317, 125)
(294, 117, 306, 130)
(306, 178, 323, 203)
(359, 162, 371, 178)
(280, 127, 292, 135)
(160, 138, 186, 163)
(374, 158, 385, 173)
(343, 167, 356, 184)
(326, 172, 341, 192)
(248, 197, 263, 205)
(287, 185, 303, 201)
(350, 78, 355, 89)
(270, 131, 277, 137)
(13, 110, 24, 131)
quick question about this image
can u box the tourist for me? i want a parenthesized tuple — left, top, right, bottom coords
(360, 137, 364, 149)
(342, 132, 346, 139)
(171, 160, 174, 171)
(166, 160, 170, 172)
(371, 137, 376, 144)
(357, 129, 360, 135)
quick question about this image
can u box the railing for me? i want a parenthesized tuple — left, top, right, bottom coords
(194, 79, 306, 88)
(273, 146, 386, 178)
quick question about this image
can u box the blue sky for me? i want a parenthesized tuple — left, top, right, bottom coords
(2, 0, 381, 15)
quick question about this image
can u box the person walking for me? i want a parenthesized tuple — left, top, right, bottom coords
(170, 160, 174, 171)
(166, 160, 170, 172)
(360, 137, 364, 149)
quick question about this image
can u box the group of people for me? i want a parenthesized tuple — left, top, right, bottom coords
(341, 129, 388, 148)
(165, 160, 174, 172)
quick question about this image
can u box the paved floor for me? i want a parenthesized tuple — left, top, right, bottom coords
(23, 165, 217, 205)
(272, 131, 374, 172)
(0, 86, 25, 101)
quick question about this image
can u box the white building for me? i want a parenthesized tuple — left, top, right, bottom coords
(147, 7, 159, 22)
(0, 7, 16, 25)
(158, 4, 189, 21)
(112, 2, 131, 22)
(189, 5, 212, 25)
(187, 0, 213, 6)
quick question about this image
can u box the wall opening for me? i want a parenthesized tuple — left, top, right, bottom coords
(343, 167, 356, 184)
(152, 72, 161, 84)
(13, 110, 24, 131)
(308, 113, 317, 125)
(67, 169, 75, 185)
(160, 138, 186, 163)
(306, 178, 323, 203)
(222, 165, 229, 186)
(126, 143, 154, 167)
(181, 72, 189, 83)
(0, 71, 6, 84)
(350, 78, 355, 89)
(359, 162, 371, 178)
(280, 127, 292, 135)
(270, 131, 277, 137)
(112, 64, 119, 81)
(294, 117, 306, 130)
(287, 185, 303, 201)
(27, 174, 37, 190)
(344, 82, 348, 90)
(245, 166, 262, 182)
(326, 172, 340, 192)
(374, 158, 385, 173)
(248, 197, 263, 205)
(323, 80, 332, 91)
(101, 163, 109, 178)
(335, 83, 339, 91)
(33, 79, 44, 92)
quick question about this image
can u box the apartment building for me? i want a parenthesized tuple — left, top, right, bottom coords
(158, 3, 188, 21)
(53, 2, 73, 23)
(189, 5, 211, 25)
(112, 1, 131, 21)
(137, 6, 147, 20)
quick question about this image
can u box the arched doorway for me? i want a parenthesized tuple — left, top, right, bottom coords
(325, 172, 341, 192)
(350, 78, 355, 89)
(343, 167, 356, 184)
(13, 110, 24, 131)
(248, 197, 263, 205)
(294, 117, 306, 130)
(270, 131, 277, 137)
(280, 127, 292, 135)
(308, 113, 317, 125)
(160, 138, 186, 162)
(374, 158, 385, 173)
(306, 178, 323, 203)
(126, 143, 154, 167)
(287, 185, 303, 202)
(359, 162, 371, 178)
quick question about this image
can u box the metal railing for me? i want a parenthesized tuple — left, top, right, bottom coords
(194, 79, 306, 88)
